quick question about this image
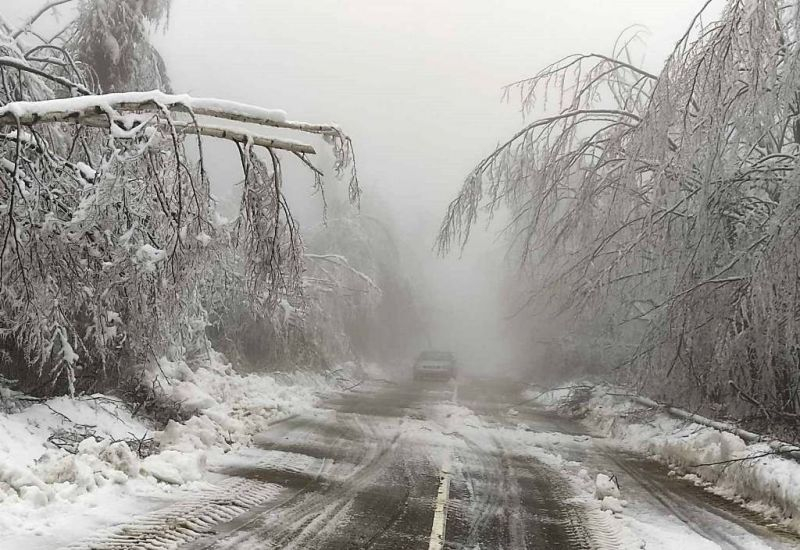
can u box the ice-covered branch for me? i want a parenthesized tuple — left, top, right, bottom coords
(11, 0, 77, 40)
(305, 253, 380, 294)
(174, 122, 315, 154)
(0, 90, 339, 136)
(0, 91, 343, 153)
(475, 108, 642, 173)
(0, 56, 91, 95)
(73, 115, 316, 154)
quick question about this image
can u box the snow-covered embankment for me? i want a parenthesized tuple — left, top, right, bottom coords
(531, 385, 800, 534)
(0, 352, 354, 547)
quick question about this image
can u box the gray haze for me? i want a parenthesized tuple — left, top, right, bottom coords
(151, 0, 714, 375)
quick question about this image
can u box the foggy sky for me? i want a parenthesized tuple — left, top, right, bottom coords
(158, 0, 711, 228)
(153, 0, 719, 374)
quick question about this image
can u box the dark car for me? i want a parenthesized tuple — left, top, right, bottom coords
(413, 351, 457, 381)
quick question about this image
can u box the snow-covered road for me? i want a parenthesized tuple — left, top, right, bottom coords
(73, 380, 800, 549)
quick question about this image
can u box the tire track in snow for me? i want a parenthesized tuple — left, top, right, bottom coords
(605, 451, 797, 550)
(359, 457, 414, 549)
(185, 408, 405, 549)
(270, 415, 402, 549)
(580, 503, 627, 550)
(67, 477, 282, 550)
(444, 415, 593, 548)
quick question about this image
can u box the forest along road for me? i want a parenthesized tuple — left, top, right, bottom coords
(178, 380, 800, 550)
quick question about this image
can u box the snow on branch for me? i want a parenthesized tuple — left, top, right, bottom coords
(174, 122, 314, 154)
(0, 90, 331, 154)
(0, 90, 339, 136)
(305, 253, 381, 294)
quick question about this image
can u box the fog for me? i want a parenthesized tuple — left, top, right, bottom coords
(133, 0, 713, 376)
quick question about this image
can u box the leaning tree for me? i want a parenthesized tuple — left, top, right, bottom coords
(439, 0, 800, 422)
(0, 0, 359, 395)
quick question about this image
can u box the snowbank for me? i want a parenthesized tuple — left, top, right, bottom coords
(145, 352, 344, 455)
(0, 392, 160, 545)
(0, 352, 351, 547)
(531, 385, 800, 533)
(0, 394, 150, 495)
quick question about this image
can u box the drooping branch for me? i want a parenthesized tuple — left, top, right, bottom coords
(305, 253, 381, 294)
(504, 53, 658, 92)
(476, 108, 642, 173)
(0, 56, 92, 95)
(438, 108, 643, 253)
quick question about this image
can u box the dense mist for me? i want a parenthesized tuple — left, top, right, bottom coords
(145, 0, 710, 377)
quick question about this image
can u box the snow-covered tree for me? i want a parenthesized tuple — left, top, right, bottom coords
(440, 0, 800, 421)
(72, 0, 172, 92)
(0, 2, 359, 396)
(305, 213, 426, 364)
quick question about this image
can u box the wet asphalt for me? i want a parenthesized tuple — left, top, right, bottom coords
(181, 379, 800, 550)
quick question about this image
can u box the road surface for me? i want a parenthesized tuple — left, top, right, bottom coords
(79, 380, 800, 549)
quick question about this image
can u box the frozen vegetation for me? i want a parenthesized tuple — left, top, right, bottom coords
(440, 0, 800, 432)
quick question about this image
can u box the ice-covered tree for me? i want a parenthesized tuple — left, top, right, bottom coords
(72, 0, 172, 92)
(440, 0, 800, 422)
(0, 2, 359, 396)
(305, 213, 426, 364)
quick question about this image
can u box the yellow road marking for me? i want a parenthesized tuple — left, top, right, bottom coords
(428, 454, 451, 550)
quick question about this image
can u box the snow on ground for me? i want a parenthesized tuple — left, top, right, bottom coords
(529, 384, 800, 539)
(0, 352, 354, 549)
